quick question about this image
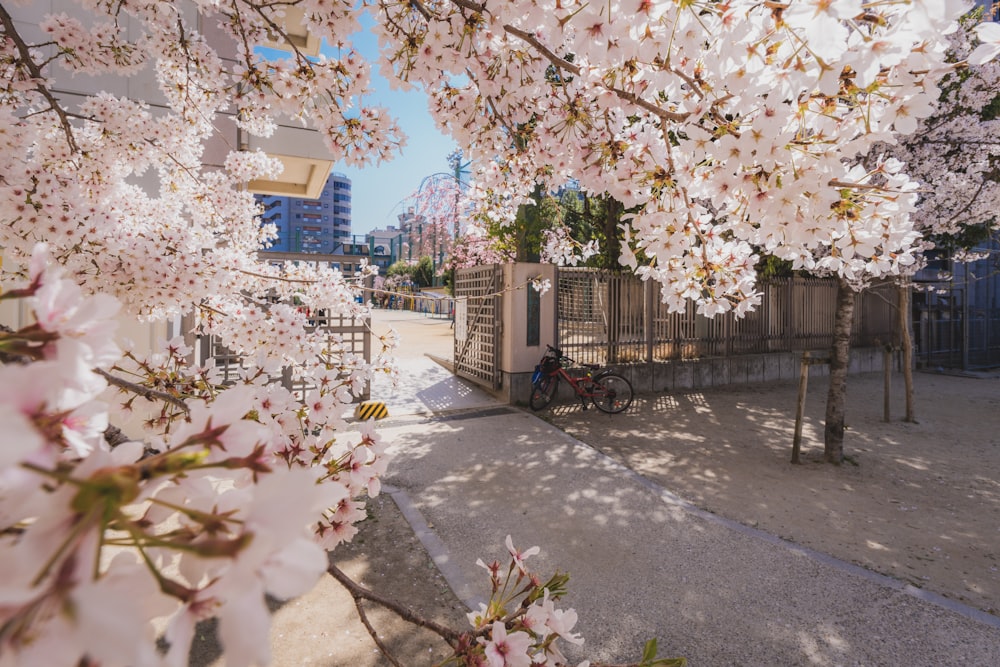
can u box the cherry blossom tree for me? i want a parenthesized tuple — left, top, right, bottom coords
(882, 9, 1000, 422)
(447, 224, 516, 270)
(400, 173, 460, 265)
(3, 0, 998, 665)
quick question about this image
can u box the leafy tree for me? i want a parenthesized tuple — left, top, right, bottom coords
(412, 256, 436, 287)
(387, 257, 436, 287)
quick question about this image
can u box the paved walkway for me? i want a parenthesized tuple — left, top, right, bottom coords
(367, 310, 1000, 665)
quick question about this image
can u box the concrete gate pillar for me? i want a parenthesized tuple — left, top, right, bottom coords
(496, 263, 557, 404)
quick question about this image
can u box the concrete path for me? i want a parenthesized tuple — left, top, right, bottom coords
(370, 310, 1000, 666)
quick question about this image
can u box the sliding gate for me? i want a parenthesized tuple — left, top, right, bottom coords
(453, 264, 502, 391)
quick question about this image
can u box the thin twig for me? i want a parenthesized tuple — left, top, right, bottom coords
(95, 368, 191, 413)
(353, 598, 405, 667)
(327, 563, 463, 644)
(0, 4, 79, 152)
(236, 267, 320, 284)
(502, 24, 689, 124)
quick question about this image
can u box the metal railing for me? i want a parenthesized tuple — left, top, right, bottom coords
(557, 269, 898, 366)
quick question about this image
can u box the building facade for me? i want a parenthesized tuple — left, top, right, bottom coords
(257, 173, 352, 253)
(976, 0, 999, 21)
(913, 240, 1000, 370)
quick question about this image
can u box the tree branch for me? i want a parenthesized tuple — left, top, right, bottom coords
(501, 25, 689, 124)
(327, 563, 463, 645)
(352, 597, 406, 667)
(0, 3, 80, 153)
(942, 176, 993, 230)
(94, 368, 191, 413)
(407, 0, 434, 21)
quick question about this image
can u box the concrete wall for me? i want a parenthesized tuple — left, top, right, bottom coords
(500, 347, 892, 407)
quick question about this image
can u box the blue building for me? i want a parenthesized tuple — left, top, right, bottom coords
(976, 0, 999, 21)
(257, 172, 352, 253)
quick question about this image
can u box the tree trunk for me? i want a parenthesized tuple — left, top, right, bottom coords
(898, 282, 916, 422)
(602, 196, 623, 270)
(824, 277, 855, 464)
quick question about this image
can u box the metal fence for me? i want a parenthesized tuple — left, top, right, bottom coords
(557, 268, 898, 366)
(914, 287, 1000, 370)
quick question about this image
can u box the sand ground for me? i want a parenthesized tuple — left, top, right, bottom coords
(543, 370, 1000, 617)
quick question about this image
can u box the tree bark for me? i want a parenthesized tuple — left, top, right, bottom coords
(898, 282, 916, 422)
(824, 277, 855, 463)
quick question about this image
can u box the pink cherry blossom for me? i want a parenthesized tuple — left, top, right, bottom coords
(483, 621, 533, 667)
(0, 1, 990, 665)
(505, 534, 540, 575)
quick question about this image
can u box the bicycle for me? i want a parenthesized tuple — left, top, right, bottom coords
(529, 344, 634, 413)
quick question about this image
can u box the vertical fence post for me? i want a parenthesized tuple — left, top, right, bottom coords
(607, 273, 618, 364)
(724, 311, 733, 357)
(645, 279, 655, 363)
(962, 268, 970, 371)
(786, 277, 795, 351)
(883, 345, 892, 422)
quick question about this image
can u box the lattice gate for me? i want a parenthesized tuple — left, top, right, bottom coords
(196, 312, 372, 401)
(453, 264, 502, 390)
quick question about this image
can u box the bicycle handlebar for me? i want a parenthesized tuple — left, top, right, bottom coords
(544, 343, 572, 365)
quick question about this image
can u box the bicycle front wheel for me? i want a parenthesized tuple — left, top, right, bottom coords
(529, 375, 558, 411)
(591, 373, 633, 413)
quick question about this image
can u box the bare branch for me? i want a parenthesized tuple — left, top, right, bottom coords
(502, 24, 689, 124)
(352, 598, 405, 667)
(450, 0, 488, 12)
(407, 0, 434, 21)
(94, 368, 191, 413)
(0, 4, 80, 152)
(327, 563, 463, 645)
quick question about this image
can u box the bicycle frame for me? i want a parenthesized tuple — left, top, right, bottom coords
(528, 345, 634, 414)
(542, 365, 603, 401)
(530, 344, 627, 411)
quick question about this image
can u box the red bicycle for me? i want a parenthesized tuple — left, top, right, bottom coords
(529, 345, 634, 413)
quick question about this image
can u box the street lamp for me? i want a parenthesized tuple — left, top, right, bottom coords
(446, 149, 471, 241)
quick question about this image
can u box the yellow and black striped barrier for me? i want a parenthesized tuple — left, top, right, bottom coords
(354, 400, 389, 421)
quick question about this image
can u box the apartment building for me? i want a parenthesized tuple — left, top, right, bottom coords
(258, 173, 353, 253)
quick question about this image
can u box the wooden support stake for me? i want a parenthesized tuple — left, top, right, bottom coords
(791, 351, 810, 464)
(883, 346, 892, 423)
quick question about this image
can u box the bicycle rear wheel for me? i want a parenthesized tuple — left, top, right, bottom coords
(590, 373, 633, 413)
(529, 375, 558, 411)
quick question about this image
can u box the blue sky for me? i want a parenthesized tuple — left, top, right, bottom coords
(324, 17, 460, 237)
(335, 85, 458, 237)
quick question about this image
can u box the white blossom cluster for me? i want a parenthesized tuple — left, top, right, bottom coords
(376, 0, 993, 312)
(883, 13, 1000, 244)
